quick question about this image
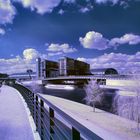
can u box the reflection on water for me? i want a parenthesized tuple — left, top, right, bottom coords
(26, 84, 115, 112)
(45, 84, 75, 90)
(26, 84, 86, 104)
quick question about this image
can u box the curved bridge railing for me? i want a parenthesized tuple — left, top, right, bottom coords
(12, 84, 103, 140)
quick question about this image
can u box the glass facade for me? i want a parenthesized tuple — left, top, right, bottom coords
(59, 57, 90, 76)
(37, 57, 90, 78)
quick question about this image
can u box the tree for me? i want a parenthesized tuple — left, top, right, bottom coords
(0, 73, 8, 78)
(113, 75, 140, 131)
(84, 80, 104, 112)
(127, 76, 140, 131)
(27, 69, 33, 79)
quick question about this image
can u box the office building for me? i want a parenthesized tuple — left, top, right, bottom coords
(42, 60, 59, 78)
(59, 57, 90, 76)
(36, 58, 59, 79)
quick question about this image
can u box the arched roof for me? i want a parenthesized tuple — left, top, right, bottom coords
(91, 68, 118, 75)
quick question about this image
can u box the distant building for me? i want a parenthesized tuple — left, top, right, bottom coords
(59, 57, 90, 76)
(91, 68, 118, 75)
(41, 60, 59, 78)
(0, 73, 8, 78)
(37, 57, 118, 79)
(36, 58, 59, 79)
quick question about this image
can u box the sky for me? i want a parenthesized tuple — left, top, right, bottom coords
(0, 0, 140, 74)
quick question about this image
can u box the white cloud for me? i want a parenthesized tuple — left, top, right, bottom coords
(95, 0, 139, 8)
(14, 0, 85, 14)
(109, 34, 140, 46)
(79, 31, 109, 50)
(0, 48, 48, 74)
(77, 52, 140, 74)
(13, 0, 93, 15)
(95, 0, 119, 4)
(20, 0, 32, 7)
(79, 7, 90, 13)
(32, 0, 61, 14)
(58, 9, 64, 15)
(48, 52, 63, 57)
(47, 43, 77, 54)
(0, 28, 5, 35)
(64, 0, 75, 3)
(0, 0, 16, 25)
(0, 56, 35, 74)
(80, 31, 140, 50)
(23, 48, 39, 60)
(14, 0, 61, 14)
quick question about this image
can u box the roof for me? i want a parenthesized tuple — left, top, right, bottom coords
(91, 68, 112, 72)
(91, 68, 118, 74)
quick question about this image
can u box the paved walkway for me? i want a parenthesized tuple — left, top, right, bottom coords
(0, 85, 34, 140)
(40, 94, 140, 140)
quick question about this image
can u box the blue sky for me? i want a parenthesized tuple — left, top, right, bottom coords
(0, 0, 140, 74)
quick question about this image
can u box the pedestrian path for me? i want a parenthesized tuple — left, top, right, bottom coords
(0, 85, 35, 140)
(40, 94, 140, 140)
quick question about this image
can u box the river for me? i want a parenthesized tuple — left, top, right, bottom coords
(25, 84, 115, 112)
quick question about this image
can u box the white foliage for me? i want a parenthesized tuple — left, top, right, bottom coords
(84, 80, 103, 106)
(113, 75, 140, 130)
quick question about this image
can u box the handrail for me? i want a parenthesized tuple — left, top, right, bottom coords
(44, 74, 134, 81)
(12, 83, 103, 140)
(37, 94, 102, 140)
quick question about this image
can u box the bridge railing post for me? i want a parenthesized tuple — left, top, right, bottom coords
(49, 107, 54, 140)
(72, 127, 80, 140)
(40, 99, 44, 140)
(32, 93, 34, 119)
(35, 95, 39, 131)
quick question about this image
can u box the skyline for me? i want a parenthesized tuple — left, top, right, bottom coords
(0, 0, 140, 74)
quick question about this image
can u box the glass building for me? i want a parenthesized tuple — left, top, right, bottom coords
(36, 58, 59, 79)
(42, 60, 59, 78)
(59, 57, 90, 76)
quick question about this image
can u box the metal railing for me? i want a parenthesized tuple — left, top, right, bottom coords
(12, 84, 103, 140)
(44, 74, 134, 81)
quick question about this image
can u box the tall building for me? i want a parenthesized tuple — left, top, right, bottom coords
(36, 58, 59, 79)
(59, 57, 90, 76)
(42, 60, 59, 78)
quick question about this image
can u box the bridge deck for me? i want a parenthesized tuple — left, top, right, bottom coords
(39, 94, 140, 140)
(0, 85, 36, 140)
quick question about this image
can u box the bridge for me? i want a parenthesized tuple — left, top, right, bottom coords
(42, 75, 138, 91)
(44, 75, 133, 81)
